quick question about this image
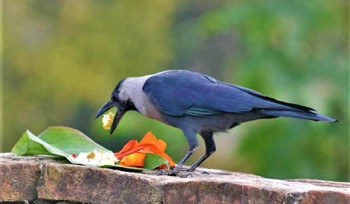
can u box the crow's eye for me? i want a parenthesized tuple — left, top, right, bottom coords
(111, 94, 119, 102)
(118, 100, 128, 107)
(126, 100, 137, 111)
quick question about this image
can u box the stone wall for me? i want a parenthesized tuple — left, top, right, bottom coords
(0, 153, 349, 204)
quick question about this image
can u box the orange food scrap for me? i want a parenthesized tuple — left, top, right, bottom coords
(114, 131, 175, 168)
(120, 152, 146, 167)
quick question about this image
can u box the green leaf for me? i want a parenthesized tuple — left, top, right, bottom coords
(12, 126, 110, 156)
(143, 153, 169, 170)
(37, 126, 111, 154)
(11, 130, 55, 156)
(26, 130, 73, 158)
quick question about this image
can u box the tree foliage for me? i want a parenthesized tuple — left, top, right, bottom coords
(3, 0, 348, 181)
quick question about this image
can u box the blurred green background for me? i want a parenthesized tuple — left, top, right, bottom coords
(2, 0, 349, 181)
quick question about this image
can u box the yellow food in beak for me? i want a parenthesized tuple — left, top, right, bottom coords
(102, 112, 115, 130)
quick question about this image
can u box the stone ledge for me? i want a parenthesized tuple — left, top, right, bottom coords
(0, 153, 349, 204)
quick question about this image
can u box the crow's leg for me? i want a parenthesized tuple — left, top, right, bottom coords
(186, 131, 215, 172)
(171, 129, 198, 174)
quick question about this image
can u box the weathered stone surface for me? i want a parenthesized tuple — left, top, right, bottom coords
(0, 155, 41, 202)
(0, 153, 349, 204)
(36, 163, 163, 203)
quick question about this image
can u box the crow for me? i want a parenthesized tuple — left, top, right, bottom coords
(95, 70, 337, 173)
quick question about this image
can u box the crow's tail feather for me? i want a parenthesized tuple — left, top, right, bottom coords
(259, 109, 338, 122)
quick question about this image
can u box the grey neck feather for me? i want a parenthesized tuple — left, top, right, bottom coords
(118, 74, 155, 116)
(117, 71, 171, 120)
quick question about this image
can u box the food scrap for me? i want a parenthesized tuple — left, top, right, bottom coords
(70, 150, 119, 166)
(115, 131, 176, 168)
(102, 112, 115, 130)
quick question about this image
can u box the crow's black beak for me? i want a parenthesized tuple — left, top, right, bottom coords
(110, 108, 126, 135)
(95, 100, 114, 119)
(95, 99, 127, 135)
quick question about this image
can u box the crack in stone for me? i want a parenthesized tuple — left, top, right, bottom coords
(32, 163, 45, 202)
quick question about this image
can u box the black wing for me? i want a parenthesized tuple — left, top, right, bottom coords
(143, 70, 314, 117)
